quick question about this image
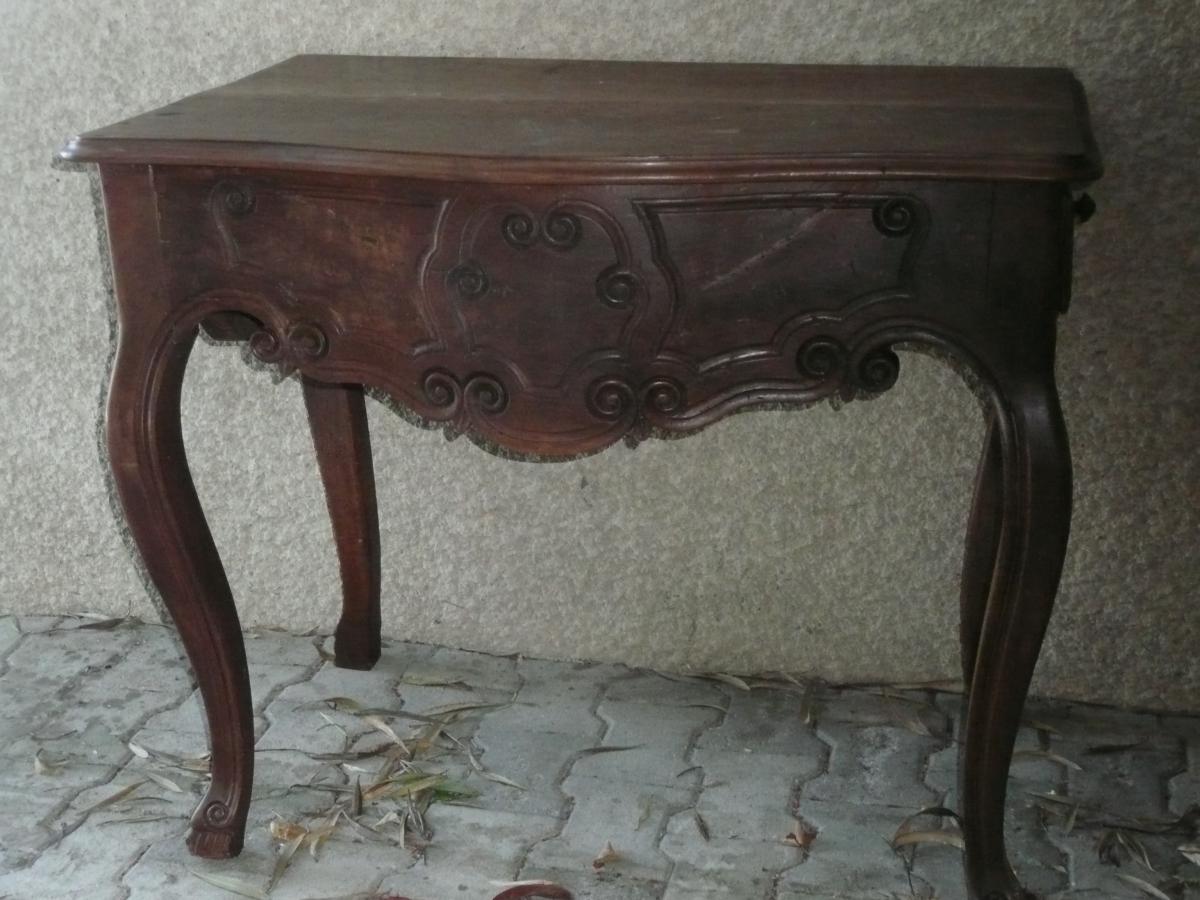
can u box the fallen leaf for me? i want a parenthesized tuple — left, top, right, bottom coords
(144, 771, 185, 794)
(1180, 842, 1200, 866)
(189, 869, 268, 899)
(703, 673, 751, 691)
(577, 745, 641, 757)
(592, 841, 620, 870)
(1116, 873, 1172, 900)
(266, 832, 305, 893)
(891, 830, 966, 851)
(783, 818, 819, 855)
(128, 742, 151, 759)
(693, 810, 710, 841)
(1013, 749, 1083, 771)
(400, 673, 473, 689)
(80, 781, 146, 816)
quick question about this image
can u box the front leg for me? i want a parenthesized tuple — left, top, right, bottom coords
(301, 378, 382, 670)
(107, 321, 254, 858)
(959, 378, 1072, 900)
(100, 164, 253, 857)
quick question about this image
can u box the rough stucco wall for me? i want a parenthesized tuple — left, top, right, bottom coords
(1, 2, 1196, 711)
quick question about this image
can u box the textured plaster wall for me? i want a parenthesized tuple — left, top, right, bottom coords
(1, 2, 1196, 711)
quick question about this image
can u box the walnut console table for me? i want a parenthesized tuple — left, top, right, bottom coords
(61, 55, 1101, 900)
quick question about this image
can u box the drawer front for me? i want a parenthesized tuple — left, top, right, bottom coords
(154, 170, 991, 457)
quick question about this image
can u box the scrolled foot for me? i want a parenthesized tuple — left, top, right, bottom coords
(186, 797, 246, 858)
(186, 824, 243, 859)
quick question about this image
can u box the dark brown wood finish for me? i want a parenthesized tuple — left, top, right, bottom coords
(65, 56, 1101, 900)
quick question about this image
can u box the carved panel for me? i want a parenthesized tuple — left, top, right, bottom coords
(155, 170, 447, 358)
(636, 193, 927, 368)
(423, 198, 646, 391)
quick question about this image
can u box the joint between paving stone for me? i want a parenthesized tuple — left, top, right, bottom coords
(10, 635, 203, 872)
(765, 687, 836, 900)
(654, 684, 730, 867)
(0, 624, 29, 680)
(512, 667, 629, 880)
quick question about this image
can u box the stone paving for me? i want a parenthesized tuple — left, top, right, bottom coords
(0, 615, 1197, 900)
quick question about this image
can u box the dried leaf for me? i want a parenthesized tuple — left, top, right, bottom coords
(400, 673, 472, 689)
(577, 745, 641, 757)
(351, 775, 363, 817)
(1013, 749, 1083, 771)
(592, 841, 620, 870)
(783, 818, 819, 853)
(128, 742, 151, 759)
(80, 780, 146, 816)
(693, 810, 710, 841)
(362, 715, 406, 747)
(144, 771, 185, 794)
(1064, 803, 1080, 835)
(891, 829, 966, 851)
(703, 673, 751, 691)
(189, 869, 268, 899)
(34, 749, 64, 776)
(676, 766, 702, 779)
(266, 832, 305, 893)
(899, 712, 933, 736)
(463, 744, 525, 790)
(363, 773, 446, 803)
(1024, 719, 1063, 737)
(1116, 873, 1172, 900)
(269, 819, 308, 843)
(1180, 843, 1200, 866)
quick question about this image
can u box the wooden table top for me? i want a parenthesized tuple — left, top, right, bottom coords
(60, 55, 1102, 184)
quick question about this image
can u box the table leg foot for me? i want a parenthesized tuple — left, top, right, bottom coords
(303, 378, 382, 671)
(959, 379, 1071, 900)
(187, 802, 246, 859)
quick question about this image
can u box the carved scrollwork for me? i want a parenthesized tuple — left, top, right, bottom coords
(248, 320, 328, 368)
(586, 377, 637, 421)
(448, 261, 489, 299)
(422, 369, 461, 410)
(501, 213, 538, 248)
(202, 800, 231, 827)
(797, 335, 901, 395)
(422, 369, 508, 417)
(797, 337, 848, 379)
(856, 347, 901, 393)
(585, 375, 686, 422)
(542, 211, 582, 249)
(644, 377, 685, 414)
(873, 198, 918, 236)
(465, 373, 508, 414)
(595, 265, 639, 308)
(500, 209, 582, 250)
(213, 181, 255, 217)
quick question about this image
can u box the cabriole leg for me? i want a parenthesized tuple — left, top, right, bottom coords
(107, 323, 253, 858)
(959, 380, 1072, 900)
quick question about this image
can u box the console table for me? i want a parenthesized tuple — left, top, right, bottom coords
(60, 55, 1101, 900)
